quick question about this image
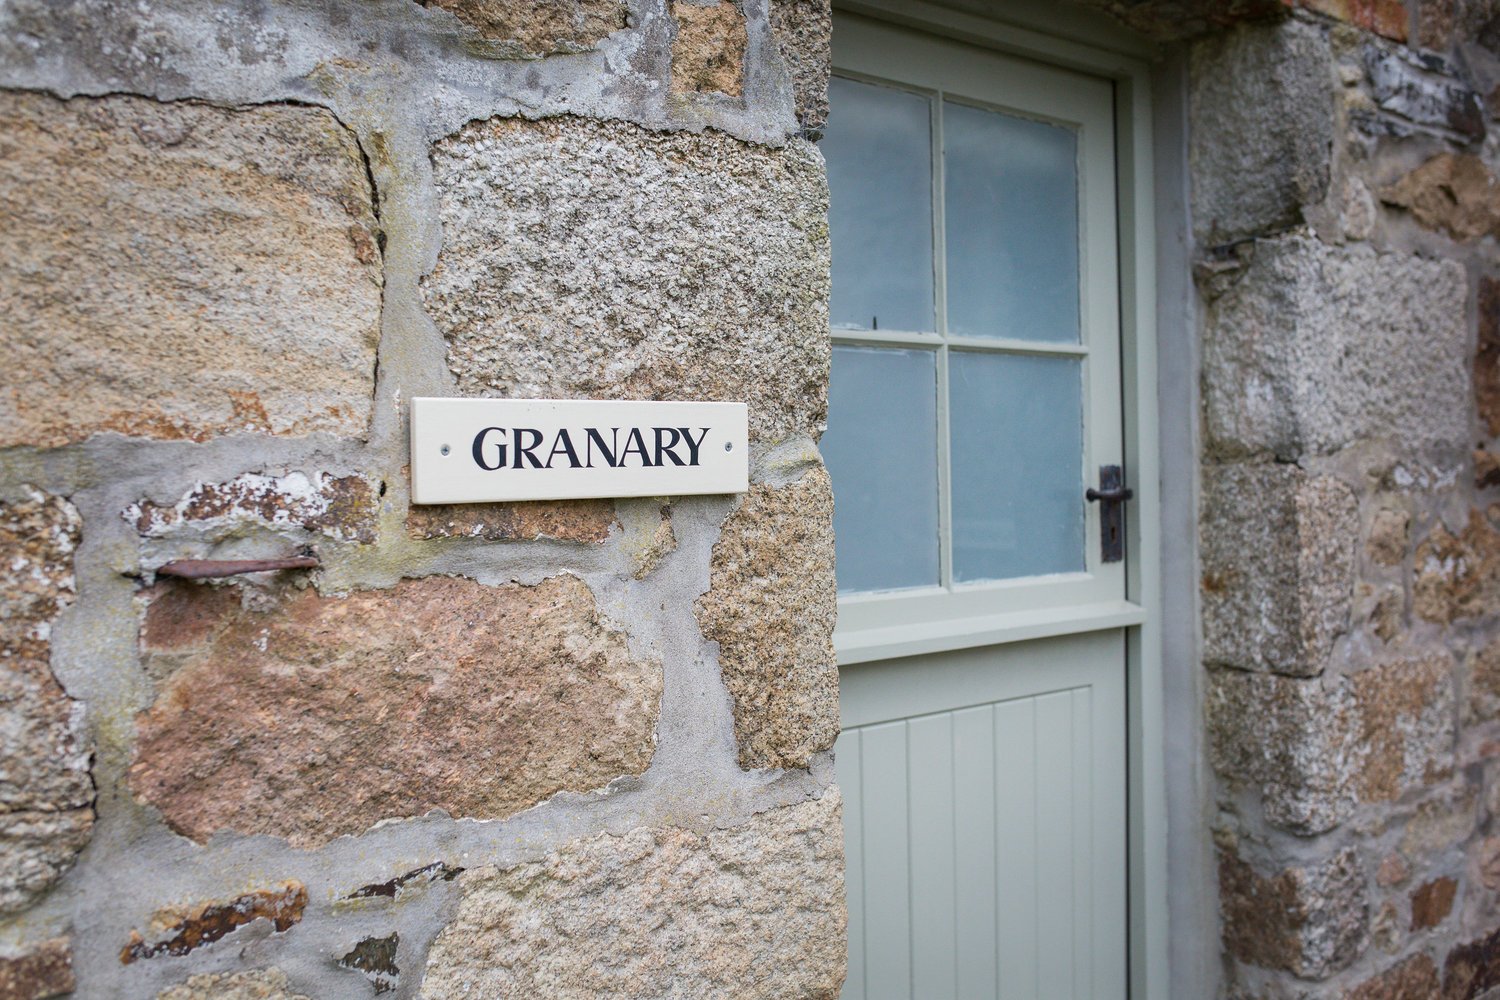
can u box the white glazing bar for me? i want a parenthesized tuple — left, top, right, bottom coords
(832, 329, 943, 348)
(933, 90, 954, 591)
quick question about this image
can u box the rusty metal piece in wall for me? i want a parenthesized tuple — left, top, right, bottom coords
(155, 556, 320, 579)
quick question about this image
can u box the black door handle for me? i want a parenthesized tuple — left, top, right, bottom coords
(1086, 466, 1131, 562)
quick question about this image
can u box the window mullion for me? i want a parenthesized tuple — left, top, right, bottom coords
(932, 93, 954, 593)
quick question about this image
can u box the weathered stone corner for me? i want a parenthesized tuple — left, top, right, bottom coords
(420, 792, 847, 999)
(1202, 237, 1469, 461)
(696, 466, 838, 771)
(1218, 844, 1368, 980)
(1201, 463, 1358, 677)
(1189, 17, 1335, 244)
(129, 574, 661, 846)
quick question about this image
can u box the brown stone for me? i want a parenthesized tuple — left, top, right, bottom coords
(696, 468, 837, 771)
(1467, 640, 1500, 724)
(1372, 900, 1404, 954)
(769, 0, 831, 131)
(1401, 787, 1477, 859)
(1200, 464, 1357, 677)
(405, 498, 616, 543)
(157, 968, 311, 1000)
(1411, 876, 1458, 930)
(129, 575, 661, 846)
(1442, 925, 1500, 998)
(1414, 508, 1500, 623)
(1418, 0, 1456, 49)
(417, 0, 626, 53)
(671, 1, 747, 96)
(0, 92, 381, 449)
(129, 472, 379, 544)
(1369, 508, 1411, 567)
(1378, 852, 1411, 887)
(1297, 0, 1409, 39)
(1344, 953, 1439, 1000)
(1382, 154, 1500, 241)
(121, 883, 307, 964)
(0, 939, 74, 1000)
(1480, 277, 1500, 438)
(0, 488, 92, 913)
(1218, 845, 1367, 979)
(420, 793, 846, 999)
(1478, 448, 1500, 490)
(423, 116, 829, 444)
(1353, 655, 1455, 804)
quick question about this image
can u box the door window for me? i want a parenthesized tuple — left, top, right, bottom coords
(820, 19, 1125, 642)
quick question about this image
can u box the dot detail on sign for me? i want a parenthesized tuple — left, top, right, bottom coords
(724, 442, 733, 452)
(440, 444, 451, 456)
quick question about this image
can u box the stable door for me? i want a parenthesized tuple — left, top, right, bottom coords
(823, 15, 1138, 999)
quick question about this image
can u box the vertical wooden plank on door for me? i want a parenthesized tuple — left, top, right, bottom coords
(952, 705, 998, 999)
(908, 713, 958, 999)
(861, 720, 912, 998)
(838, 729, 866, 1000)
(1034, 690, 1077, 1000)
(994, 697, 1038, 998)
(1070, 686, 1095, 1000)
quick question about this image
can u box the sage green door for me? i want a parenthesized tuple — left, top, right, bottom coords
(823, 15, 1136, 999)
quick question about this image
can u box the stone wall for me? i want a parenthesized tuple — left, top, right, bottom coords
(1183, 2, 1500, 995)
(0, 0, 841, 996)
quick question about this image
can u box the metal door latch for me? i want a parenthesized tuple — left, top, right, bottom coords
(1085, 465, 1133, 563)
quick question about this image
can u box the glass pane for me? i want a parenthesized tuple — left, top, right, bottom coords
(943, 101, 1080, 343)
(950, 352, 1084, 581)
(825, 77, 936, 333)
(824, 346, 940, 593)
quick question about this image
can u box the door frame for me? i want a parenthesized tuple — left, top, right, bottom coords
(825, 3, 1169, 996)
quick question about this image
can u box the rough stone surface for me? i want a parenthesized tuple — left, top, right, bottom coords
(423, 116, 830, 444)
(1218, 845, 1368, 979)
(1411, 876, 1458, 929)
(419, 793, 846, 999)
(0, 92, 382, 449)
(417, 0, 626, 53)
(406, 498, 617, 543)
(129, 575, 661, 847)
(1200, 463, 1358, 676)
(1300, 0, 1409, 39)
(128, 472, 380, 545)
(1414, 507, 1500, 623)
(1481, 277, 1500, 438)
(157, 968, 311, 1000)
(1369, 508, 1411, 567)
(696, 468, 837, 771)
(1190, 19, 1335, 243)
(1381, 153, 1500, 240)
(671, 1, 747, 96)
(1400, 786, 1477, 858)
(121, 883, 308, 964)
(1479, 448, 1500, 489)
(1344, 953, 1439, 1000)
(1469, 640, 1500, 723)
(1353, 655, 1456, 805)
(769, 0, 831, 131)
(0, 488, 92, 914)
(0, 938, 74, 1000)
(1442, 925, 1500, 998)
(1208, 656, 1453, 834)
(1202, 237, 1470, 460)
(1363, 44, 1485, 139)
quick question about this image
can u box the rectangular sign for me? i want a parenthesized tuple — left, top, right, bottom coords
(410, 397, 749, 504)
